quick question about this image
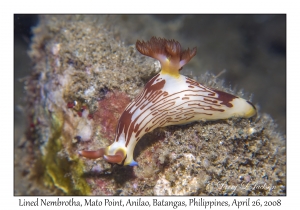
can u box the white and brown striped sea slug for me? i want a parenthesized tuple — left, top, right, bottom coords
(79, 37, 256, 166)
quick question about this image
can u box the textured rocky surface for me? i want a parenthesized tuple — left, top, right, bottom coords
(14, 15, 285, 195)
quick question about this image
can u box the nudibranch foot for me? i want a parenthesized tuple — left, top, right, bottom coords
(79, 37, 257, 167)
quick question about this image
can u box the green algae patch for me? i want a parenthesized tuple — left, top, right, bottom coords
(40, 111, 91, 195)
(69, 158, 91, 195)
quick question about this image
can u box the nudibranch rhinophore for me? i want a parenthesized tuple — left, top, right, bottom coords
(79, 37, 256, 166)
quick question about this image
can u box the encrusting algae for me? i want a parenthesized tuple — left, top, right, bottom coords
(16, 15, 285, 196)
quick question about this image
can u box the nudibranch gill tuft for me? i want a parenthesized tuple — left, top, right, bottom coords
(79, 37, 256, 166)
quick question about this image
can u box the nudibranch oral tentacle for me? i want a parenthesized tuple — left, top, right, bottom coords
(79, 37, 256, 166)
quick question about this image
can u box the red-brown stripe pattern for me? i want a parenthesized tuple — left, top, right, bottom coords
(114, 75, 238, 147)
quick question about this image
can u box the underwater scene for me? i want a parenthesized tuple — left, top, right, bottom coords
(14, 15, 286, 195)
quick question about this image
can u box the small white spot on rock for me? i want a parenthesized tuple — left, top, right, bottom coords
(248, 127, 256, 135)
(183, 153, 195, 161)
(76, 110, 93, 141)
(84, 86, 95, 96)
(52, 43, 61, 55)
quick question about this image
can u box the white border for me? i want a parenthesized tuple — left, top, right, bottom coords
(3, 0, 297, 209)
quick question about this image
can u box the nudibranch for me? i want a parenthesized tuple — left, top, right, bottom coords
(79, 37, 256, 166)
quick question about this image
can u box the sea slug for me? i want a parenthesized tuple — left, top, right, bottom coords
(79, 37, 256, 166)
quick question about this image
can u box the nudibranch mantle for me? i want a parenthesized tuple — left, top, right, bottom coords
(79, 37, 256, 166)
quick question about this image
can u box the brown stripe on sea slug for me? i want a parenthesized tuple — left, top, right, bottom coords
(152, 108, 177, 124)
(125, 119, 139, 147)
(133, 123, 140, 133)
(121, 92, 174, 146)
(200, 100, 222, 107)
(115, 108, 134, 143)
(187, 102, 225, 112)
(204, 98, 218, 103)
(203, 106, 225, 112)
(212, 90, 238, 108)
(136, 99, 176, 124)
(183, 91, 233, 103)
(184, 116, 196, 121)
(134, 107, 166, 132)
(150, 91, 168, 104)
(147, 90, 200, 110)
(184, 93, 221, 99)
(134, 80, 165, 111)
(139, 91, 164, 110)
(149, 97, 181, 111)
(186, 78, 202, 88)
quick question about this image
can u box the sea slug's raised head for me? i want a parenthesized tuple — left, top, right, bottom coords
(136, 37, 197, 77)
